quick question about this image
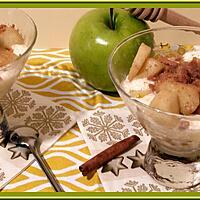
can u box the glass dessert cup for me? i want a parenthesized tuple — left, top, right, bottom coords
(0, 9, 37, 98)
(0, 9, 37, 145)
(109, 26, 200, 189)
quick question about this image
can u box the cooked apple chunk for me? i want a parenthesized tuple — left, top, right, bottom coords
(128, 43, 151, 81)
(155, 80, 199, 115)
(178, 84, 199, 115)
(0, 26, 24, 49)
(137, 57, 164, 79)
(150, 89, 180, 114)
(156, 80, 179, 93)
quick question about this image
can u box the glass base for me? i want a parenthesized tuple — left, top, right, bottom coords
(144, 139, 200, 189)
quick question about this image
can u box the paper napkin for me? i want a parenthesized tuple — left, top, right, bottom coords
(0, 84, 77, 190)
(77, 108, 200, 192)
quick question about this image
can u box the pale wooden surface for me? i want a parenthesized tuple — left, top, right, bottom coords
(21, 8, 200, 48)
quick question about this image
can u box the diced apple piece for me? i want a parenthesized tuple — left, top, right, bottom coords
(0, 26, 24, 49)
(178, 84, 199, 115)
(150, 89, 180, 114)
(156, 80, 199, 115)
(149, 89, 180, 128)
(156, 80, 179, 93)
(136, 57, 164, 79)
(128, 43, 151, 81)
(134, 65, 147, 79)
(0, 48, 18, 67)
(144, 58, 164, 78)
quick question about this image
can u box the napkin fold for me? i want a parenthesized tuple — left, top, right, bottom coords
(0, 83, 77, 190)
(77, 107, 200, 192)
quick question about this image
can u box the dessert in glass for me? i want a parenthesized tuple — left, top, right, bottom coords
(109, 26, 200, 189)
(0, 9, 37, 146)
(0, 9, 36, 98)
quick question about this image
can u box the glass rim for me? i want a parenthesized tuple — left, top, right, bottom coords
(108, 26, 200, 120)
(0, 8, 37, 71)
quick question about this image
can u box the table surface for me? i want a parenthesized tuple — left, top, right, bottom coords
(1, 48, 124, 192)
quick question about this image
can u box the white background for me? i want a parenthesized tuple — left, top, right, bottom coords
(20, 8, 200, 48)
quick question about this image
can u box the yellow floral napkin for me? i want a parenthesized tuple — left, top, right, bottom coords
(77, 107, 200, 192)
(0, 83, 77, 190)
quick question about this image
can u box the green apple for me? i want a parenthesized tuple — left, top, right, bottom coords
(69, 8, 153, 92)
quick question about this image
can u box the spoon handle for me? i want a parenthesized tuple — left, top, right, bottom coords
(30, 146, 64, 192)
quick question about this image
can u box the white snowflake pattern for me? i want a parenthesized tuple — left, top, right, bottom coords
(121, 180, 162, 192)
(0, 89, 36, 118)
(82, 110, 129, 145)
(25, 105, 71, 136)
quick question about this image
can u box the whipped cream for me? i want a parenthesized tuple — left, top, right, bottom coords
(122, 77, 153, 92)
(12, 44, 27, 56)
(122, 77, 155, 105)
(183, 45, 200, 62)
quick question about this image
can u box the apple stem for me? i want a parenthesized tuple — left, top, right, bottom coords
(110, 8, 115, 30)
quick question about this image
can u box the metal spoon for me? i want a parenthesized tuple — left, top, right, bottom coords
(9, 132, 64, 192)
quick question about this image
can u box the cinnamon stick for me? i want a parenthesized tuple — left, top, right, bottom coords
(79, 135, 140, 176)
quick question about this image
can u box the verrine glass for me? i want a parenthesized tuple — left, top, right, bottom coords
(109, 26, 200, 189)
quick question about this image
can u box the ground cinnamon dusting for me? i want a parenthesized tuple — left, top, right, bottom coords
(149, 56, 200, 93)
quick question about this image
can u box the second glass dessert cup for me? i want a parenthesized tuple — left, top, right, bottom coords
(109, 26, 200, 189)
(0, 9, 37, 99)
(0, 9, 37, 146)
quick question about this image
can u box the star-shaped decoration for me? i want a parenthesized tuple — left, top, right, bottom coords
(8, 145, 31, 160)
(101, 156, 128, 176)
(127, 149, 145, 169)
